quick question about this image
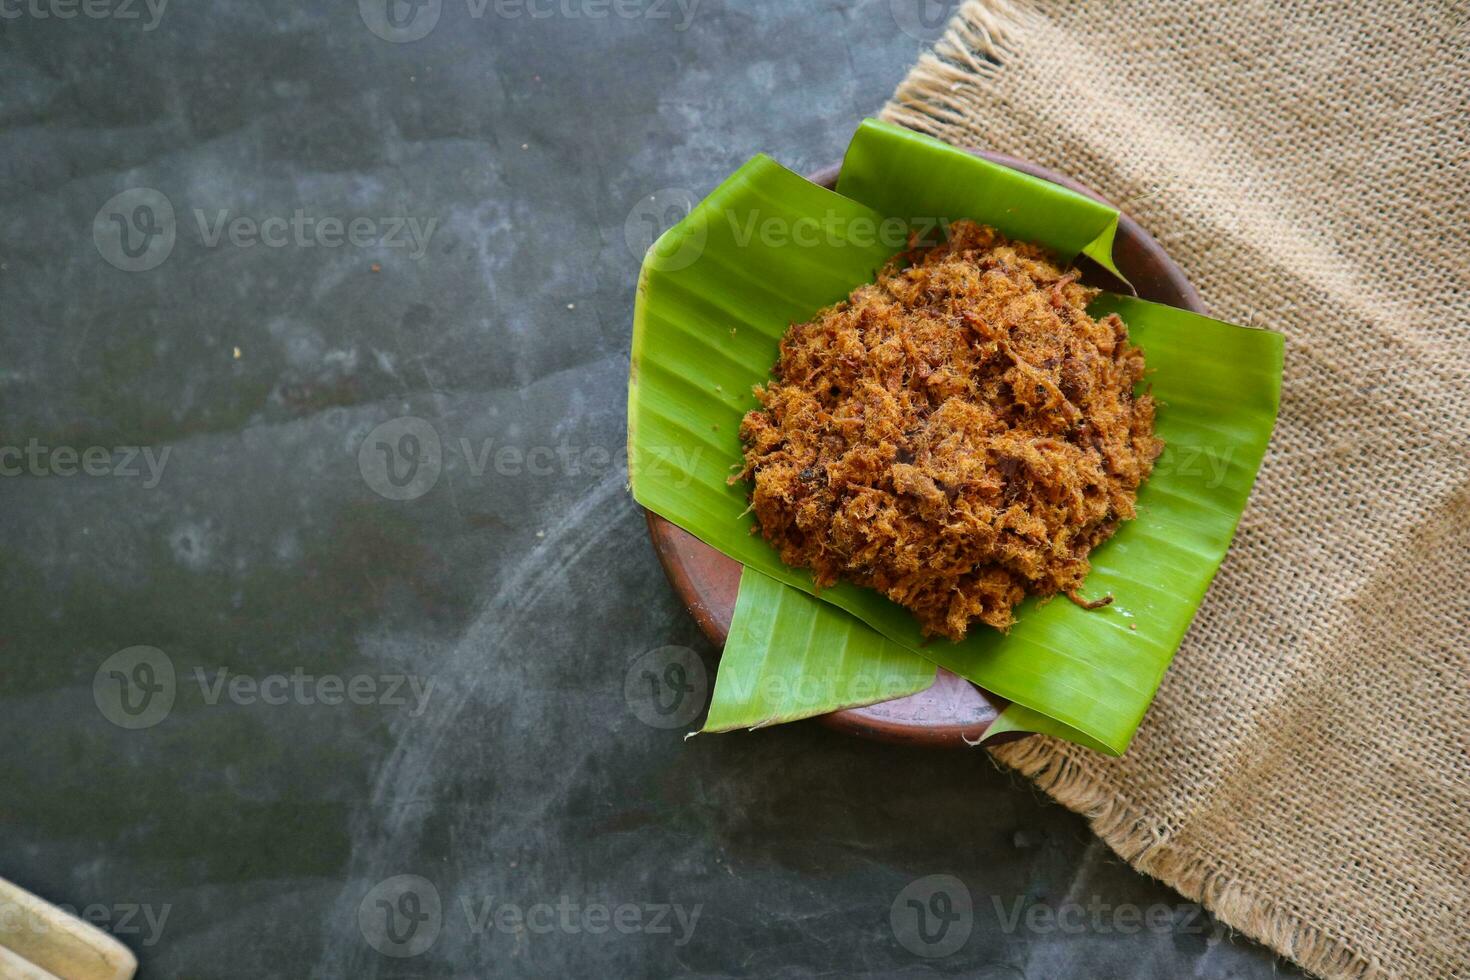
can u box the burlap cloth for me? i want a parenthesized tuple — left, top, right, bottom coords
(881, 2, 1470, 977)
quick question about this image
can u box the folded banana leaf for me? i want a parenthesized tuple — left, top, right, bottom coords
(629, 120, 1282, 754)
(703, 566, 936, 732)
(837, 120, 1124, 280)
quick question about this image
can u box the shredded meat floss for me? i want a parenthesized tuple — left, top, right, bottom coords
(732, 221, 1163, 641)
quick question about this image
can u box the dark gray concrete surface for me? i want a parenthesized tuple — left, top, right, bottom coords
(0, 2, 1301, 977)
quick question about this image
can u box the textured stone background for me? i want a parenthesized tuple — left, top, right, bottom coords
(0, 1, 1297, 976)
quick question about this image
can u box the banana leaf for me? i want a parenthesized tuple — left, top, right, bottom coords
(837, 119, 1124, 280)
(709, 572, 1124, 753)
(702, 566, 936, 732)
(629, 121, 1282, 754)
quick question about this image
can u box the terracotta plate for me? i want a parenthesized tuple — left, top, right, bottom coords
(645, 150, 1207, 747)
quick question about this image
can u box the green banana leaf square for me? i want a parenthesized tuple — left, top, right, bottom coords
(628, 120, 1282, 754)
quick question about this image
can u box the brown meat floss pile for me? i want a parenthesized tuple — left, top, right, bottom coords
(733, 221, 1163, 641)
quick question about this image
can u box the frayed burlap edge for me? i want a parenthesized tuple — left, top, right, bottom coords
(989, 737, 1378, 980)
(882, 0, 1033, 135)
(881, 3, 1389, 978)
